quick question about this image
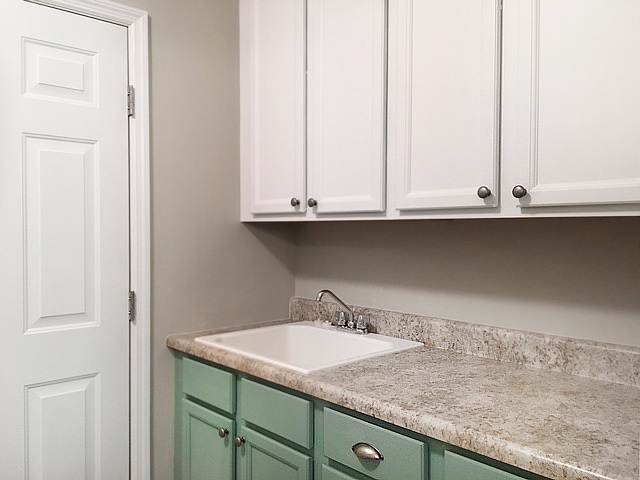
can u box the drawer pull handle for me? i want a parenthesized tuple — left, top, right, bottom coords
(218, 428, 229, 438)
(352, 442, 384, 461)
(234, 436, 246, 447)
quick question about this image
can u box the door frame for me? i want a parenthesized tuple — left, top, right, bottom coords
(25, 0, 152, 478)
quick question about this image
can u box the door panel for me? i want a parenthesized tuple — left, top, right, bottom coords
(182, 399, 235, 480)
(237, 426, 312, 480)
(0, 1, 130, 477)
(241, 0, 306, 215)
(307, 0, 387, 213)
(389, 0, 501, 210)
(505, 0, 640, 207)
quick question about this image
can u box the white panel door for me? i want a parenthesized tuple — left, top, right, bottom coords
(0, 1, 130, 478)
(388, 0, 501, 211)
(240, 0, 306, 215)
(307, 0, 387, 214)
(504, 0, 640, 208)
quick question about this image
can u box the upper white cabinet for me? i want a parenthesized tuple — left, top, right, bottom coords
(502, 0, 640, 211)
(307, 0, 387, 214)
(241, 0, 640, 221)
(240, 0, 306, 216)
(388, 0, 501, 211)
(240, 0, 387, 220)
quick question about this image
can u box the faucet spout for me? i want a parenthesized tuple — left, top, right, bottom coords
(315, 289, 354, 323)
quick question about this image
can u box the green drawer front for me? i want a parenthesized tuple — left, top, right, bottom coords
(239, 378, 313, 449)
(182, 357, 235, 413)
(444, 451, 527, 480)
(323, 408, 426, 480)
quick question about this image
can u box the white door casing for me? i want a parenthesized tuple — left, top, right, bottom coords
(0, 0, 151, 478)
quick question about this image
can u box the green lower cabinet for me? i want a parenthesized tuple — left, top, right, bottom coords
(176, 355, 549, 480)
(181, 398, 235, 480)
(320, 464, 362, 480)
(443, 450, 528, 480)
(237, 426, 312, 480)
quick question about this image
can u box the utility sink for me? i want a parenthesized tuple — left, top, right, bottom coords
(195, 321, 423, 374)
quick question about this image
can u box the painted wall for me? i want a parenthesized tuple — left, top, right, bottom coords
(121, 0, 294, 478)
(294, 217, 640, 347)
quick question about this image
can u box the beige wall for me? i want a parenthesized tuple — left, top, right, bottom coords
(121, 0, 294, 478)
(294, 217, 640, 347)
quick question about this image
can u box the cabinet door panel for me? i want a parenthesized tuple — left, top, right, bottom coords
(321, 464, 362, 480)
(505, 0, 640, 207)
(307, 0, 386, 213)
(237, 426, 312, 480)
(443, 450, 526, 480)
(389, 0, 501, 210)
(181, 399, 234, 480)
(241, 0, 306, 215)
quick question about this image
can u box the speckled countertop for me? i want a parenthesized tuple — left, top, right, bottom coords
(167, 301, 640, 480)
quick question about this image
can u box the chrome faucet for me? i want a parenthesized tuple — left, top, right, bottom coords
(315, 289, 368, 334)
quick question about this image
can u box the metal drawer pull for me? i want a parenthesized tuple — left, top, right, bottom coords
(352, 442, 384, 461)
(218, 428, 229, 438)
(234, 436, 246, 447)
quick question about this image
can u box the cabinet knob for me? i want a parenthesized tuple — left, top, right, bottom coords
(351, 442, 384, 461)
(218, 428, 229, 438)
(477, 186, 492, 199)
(234, 436, 246, 447)
(307, 198, 318, 207)
(290, 197, 300, 207)
(512, 185, 528, 199)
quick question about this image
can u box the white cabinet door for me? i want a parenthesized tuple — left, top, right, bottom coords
(388, 0, 501, 211)
(307, 0, 387, 214)
(240, 0, 306, 215)
(503, 0, 640, 209)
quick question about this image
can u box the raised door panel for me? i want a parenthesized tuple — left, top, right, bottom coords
(504, 0, 640, 208)
(237, 426, 312, 480)
(389, 0, 501, 211)
(307, 0, 386, 214)
(181, 399, 235, 480)
(240, 0, 306, 215)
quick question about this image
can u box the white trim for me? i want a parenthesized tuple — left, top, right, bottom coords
(25, 1, 152, 479)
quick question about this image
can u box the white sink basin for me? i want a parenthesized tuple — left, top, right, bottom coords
(195, 321, 422, 373)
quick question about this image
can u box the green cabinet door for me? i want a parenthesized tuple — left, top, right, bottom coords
(237, 425, 312, 480)
(443, 451, 528, 480)
(320, 464, 365, 480)
(181, 398, 235, 480)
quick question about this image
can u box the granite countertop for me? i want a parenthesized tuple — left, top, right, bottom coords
(167, 319, 639, 480)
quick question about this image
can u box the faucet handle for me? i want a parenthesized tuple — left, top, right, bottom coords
(336, 311, 348, 327)
(355, 314, 369, 333)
